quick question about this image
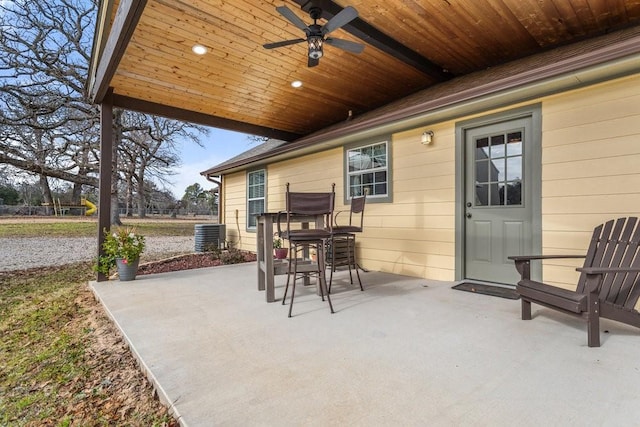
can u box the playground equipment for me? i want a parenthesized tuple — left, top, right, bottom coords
(83, 198, 97, 215)
(45, 197, 97, 216)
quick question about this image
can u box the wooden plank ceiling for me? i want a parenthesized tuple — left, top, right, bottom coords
(104, 0, 640, 139)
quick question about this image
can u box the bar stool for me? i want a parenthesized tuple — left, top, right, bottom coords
(276, 183, 335, 317)
(327, 194, 366, 293)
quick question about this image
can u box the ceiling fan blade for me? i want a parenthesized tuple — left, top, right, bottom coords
(276, 6, 309, 33)
(263, 38, 305, 49)
(322, 6, 358, 35)
(308, 57, 319, 67)
(325, 38, 365, 54)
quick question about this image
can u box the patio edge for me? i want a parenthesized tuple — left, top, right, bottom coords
(87, 280, 188, 427)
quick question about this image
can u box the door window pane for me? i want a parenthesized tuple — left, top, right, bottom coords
(474, 129, 524, 207)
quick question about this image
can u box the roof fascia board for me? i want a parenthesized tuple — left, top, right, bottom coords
(112, 94, 302, 141)
(86, 0, 114, 95)
(203, 38, 640, 176)
(88, 0, 148, 104)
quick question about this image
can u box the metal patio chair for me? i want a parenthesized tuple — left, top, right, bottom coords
(327, 193, 366, 293)
(277, 183, 335, 317)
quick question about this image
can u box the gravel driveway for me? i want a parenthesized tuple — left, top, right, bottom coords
(0, 236, 195, 272)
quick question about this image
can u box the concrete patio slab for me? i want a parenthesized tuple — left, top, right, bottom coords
(90, 263, 640, 426)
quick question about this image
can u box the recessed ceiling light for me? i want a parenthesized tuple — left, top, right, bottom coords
(192, 44, 207, 55)
(291, 80, 302, 88)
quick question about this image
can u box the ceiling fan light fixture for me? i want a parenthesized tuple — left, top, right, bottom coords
(308, 35, 324, 59)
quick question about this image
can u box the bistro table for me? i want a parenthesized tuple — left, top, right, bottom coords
(256, 212, 325, 302)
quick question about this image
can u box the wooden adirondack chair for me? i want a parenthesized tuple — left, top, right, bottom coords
(509, 217, 640, 347)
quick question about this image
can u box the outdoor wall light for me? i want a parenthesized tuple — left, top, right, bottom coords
(421, 130, 434, 145)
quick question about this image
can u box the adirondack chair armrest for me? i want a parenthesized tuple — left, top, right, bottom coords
(508, 255, 586, 261)
(576, 266, 640, 293)
(576, 266, 640, 274)
(509, 255, 586, 280)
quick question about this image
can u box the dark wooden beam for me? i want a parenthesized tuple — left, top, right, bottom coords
(112, 94, 302, 141)
(97, 89, 114, 282)
(89, 0, 148, 103)
(293, 0, 453, 81)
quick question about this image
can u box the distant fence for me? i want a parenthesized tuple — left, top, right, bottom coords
(0, 204, 216, 217)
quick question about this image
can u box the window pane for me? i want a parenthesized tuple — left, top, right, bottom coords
(496, 183, 506, 206)
(506, 181, 522, 205)
(476, 160, 488, 184)
(490, 134, 505, 158)
(490, 158, 505, 181)
(247, 200, 263, 227)
(506, 156, 522, 180)
(507, 132, 522, 156)
(476, 137, 489, 160)
(476, 183, 489, 206)
(247, 170, 265, 229)
(347, 141, 389, 199)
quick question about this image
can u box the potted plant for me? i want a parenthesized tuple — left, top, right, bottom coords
(96, 227, 146, 281)
(273, 235, 288, 260)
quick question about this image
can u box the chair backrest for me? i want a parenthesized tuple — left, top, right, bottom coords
(347, 194, 367, 230)
(577, 217, 640, 310)
(282, 183, 335, 233)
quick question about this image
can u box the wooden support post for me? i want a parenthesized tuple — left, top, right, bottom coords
(97, 89, 114, 281)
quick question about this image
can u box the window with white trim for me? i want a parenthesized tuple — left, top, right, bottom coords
(346, 140, 390, 201)
(247, 169, 265, 229)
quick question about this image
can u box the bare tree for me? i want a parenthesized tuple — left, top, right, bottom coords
(0, 0, 99, 207)
(0, 0, 209, 224)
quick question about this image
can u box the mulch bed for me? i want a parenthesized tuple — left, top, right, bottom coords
(137, 251, 257, 276)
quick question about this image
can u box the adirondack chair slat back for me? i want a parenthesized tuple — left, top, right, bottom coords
(577, 217, 640, 310)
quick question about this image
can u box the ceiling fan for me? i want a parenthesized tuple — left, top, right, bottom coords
(263, 4, 365, 67)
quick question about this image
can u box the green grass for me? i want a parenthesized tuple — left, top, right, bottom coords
(0, 263, 175, 425)
(0, 220, 191, 425)
(0, 220, 196, 238)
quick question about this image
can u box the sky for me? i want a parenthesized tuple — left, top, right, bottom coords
(167, 128, 256, 198)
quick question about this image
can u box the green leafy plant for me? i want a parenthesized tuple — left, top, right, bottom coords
(273, 235, 283, 249)
(95, 227, 146, 274)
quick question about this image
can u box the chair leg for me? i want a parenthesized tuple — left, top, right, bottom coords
(587, 296, 600, 347)
(288, 246, 299, 318)
(521, 299, 532, 320)
(317, 243, 334, 314)
(282, 246, 293, 305)
(351, 235, 364, 291)
(328, 238, 335, 293)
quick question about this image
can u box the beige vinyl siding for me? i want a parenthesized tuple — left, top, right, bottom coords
(219, 73, 640, 286)
(222, 170, 254, 251)
(369, 125, 457, 279)
(539, 73, 640, 288)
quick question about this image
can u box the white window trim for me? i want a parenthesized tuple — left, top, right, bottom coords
(344, 138, 392, 203)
